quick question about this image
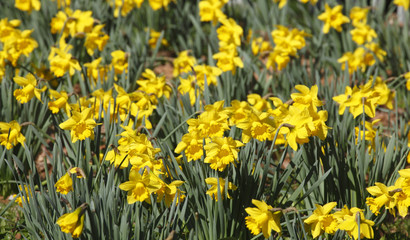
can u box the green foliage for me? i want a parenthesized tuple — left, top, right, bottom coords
(0, 0, 409, 239)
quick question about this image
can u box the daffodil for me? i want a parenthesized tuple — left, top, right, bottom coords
(173, 50, 196, 77)
(300, 0, 318, 5)
(148, 0, 175, 11)
(48, 89, 70, 114)
(350, 6, 369, 26)
(119, 170, 162, 204)
(318, 4, 349, 34)
(137, 68, 172, 99)
(251, 37, 272, 56)
(48, 41, 81, 77)
(147, 29, 169, 49)
(273, 0, 287, 9)
(111, 50, 128, 76)
(199, 0, 227, 25)
(394, 0, 410, 10)
(84, 24, 109, 56)
(366, 182, 399, 216)
(2, 29, 38, 66)
(271, 25, 309, 57)
(13, 73, 47, 104)
(337, 208, 374, 240)
(205, 177, 237, 201)
(279, 106, 313, 151)
(55, 172, 73, 194)
(245, 199, 282, 238)
(266, 48, 290, 71)
(84, 58, 108, 86)
(368, 43, 387, 63)
(15, 0, 41, 13)
(13, 185, 32, 207)
(175, 130, 206, 162)
(187, 100, 230, 138)
(217, 18, 243, 46)
(236, 111, 277, 143)
(226, 100, 252, 125)
(350, 23, 377, 45)
(247, 94, 271, 112)
(178, 75, 201, 106)
(56, 205, 87, 238)
(0, 121, 26, 150)
(291, 85, 323, 111)
(213, 44, 243, 74)
(405, 72, 410, 91)
(59, 108, 98, 143)
(193, 64, 222, 87)
(154, 176, 185, 207)
(304, 202, 338, 238)
(52, 0, 71, 9)
(204, 136, 244, 171)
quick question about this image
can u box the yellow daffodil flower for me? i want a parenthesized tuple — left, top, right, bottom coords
(119, 170, 162, 204)
(205, 177, 237, 201)
(350, 23, 377, 45)
(318, 4, 349, 34)
(13, 73, 46, 104)
(304, 202, 338, 238)
(15, 0, 41, 13)
(0, 121, 26, 150)
(111, 50, 129, 76)
(199, 0, 227, 25)
(84, 24, 109, 56)
(56, 205, 87, 238)
(337, 208, 374, 240)
(350, 6, 369, 26)
(59, 108, 98, 143)
(204, 136, 244, 171)
(394, 0, 410, 10)
(217, 18, 243, 47)
(48, 41, 81, 77)
(245, 199, 282, 238)
(55, 172, 73, 194)
(48, 89, 70, 114)
(173, 50, 196, 77)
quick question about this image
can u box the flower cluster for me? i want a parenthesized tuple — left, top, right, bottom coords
(213, 18, 244, 74)
(118, 160, 185, 206)
(114, 123, 186, 206)
(199, 0, 228, 25)
(107, 0, 176, 17)
(0, 18, 38, 78)
(0, 120, 26, 149)
(304, 202, 374, 240)
(366, 169, 410, 218)
(176, 52, 222, 105)
(338, 7, 386, 74)
(105, 123, 161, 171)
(49, 9, 109, 77)
(266, 25, 309, 71)
(333, 76, 395, 118)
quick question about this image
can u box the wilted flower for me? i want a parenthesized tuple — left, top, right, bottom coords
(55, 172, 73, 194)
(56, 204, 87, 238)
